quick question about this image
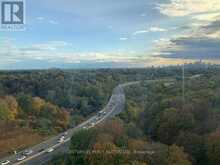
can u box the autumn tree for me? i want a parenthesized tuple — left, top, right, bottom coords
(87, 142, 125, 165)
(167, 145, 192, 165)
(206, 130, 220, 165)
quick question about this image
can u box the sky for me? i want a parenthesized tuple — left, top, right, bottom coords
(0, 0, 220, 69)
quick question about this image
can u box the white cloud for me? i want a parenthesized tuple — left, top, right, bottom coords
(157, 0, 220, 17)
(133, 27, 167, 36)
(0, 40, 149, 65)
(119, 37, 128, 41)
(133, 30, 149, 35)
(35, 17, 59, 25)
(154, 0, 220, 59)
(192, 12, 220, 22)
(153, 38, 170, 44)
(21, 41, 72, 52)
(149, 27, 167, 32)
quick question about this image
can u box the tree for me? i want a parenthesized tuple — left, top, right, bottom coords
(206, 130, 220, 165)
(167, 145, 192, 165)
(128, 139, 147, 151)
(70, 129, 97, 151)
(68, 129, 97, 165)
(99, 119, 124, 141)
(126, 123, 143, 139)
(96, 133, 114, 143)
(127, 139, 148, 163)
(4, 96, 19, 120)
(155, 108, 194, 144)
(87, 142, 125, 165)
(32, 97, 45, 114)
(176, 132, 206, 164)
(56, 109, 70, 130)
(17, 94, 33, 115)
(0, 99, 10, 120)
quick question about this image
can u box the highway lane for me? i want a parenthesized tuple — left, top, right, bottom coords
(0, 83, 132, 165)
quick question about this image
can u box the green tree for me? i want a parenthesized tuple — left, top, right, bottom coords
(69, 129, 97, 165)
(17, 94, 33, 115)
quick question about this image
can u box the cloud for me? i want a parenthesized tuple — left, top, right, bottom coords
(156, 0, 220, 38)
(3, 39, 188, 69)
(20, 41, 72, 52)
(154, 36, 220, 60)
(192, 13, 220, 22)
(119, 37, 128, 41)
(153, 0, 220, 61)
(133, 27, 167, 35)
(153, 38, 170, 44)
(133, 30, 149, 35)
(35, 17, 59, 25)
(157, 0, 220, 17)
(0, 39, 150, 67)
(149, 27, 167, 32)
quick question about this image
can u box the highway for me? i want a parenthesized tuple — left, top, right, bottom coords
(0, 83, 134, 165)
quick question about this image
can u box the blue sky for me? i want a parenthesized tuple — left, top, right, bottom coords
(0, 0, 220, 69)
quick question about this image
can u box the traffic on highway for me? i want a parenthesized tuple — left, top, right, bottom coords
(0, 84, 127, 165)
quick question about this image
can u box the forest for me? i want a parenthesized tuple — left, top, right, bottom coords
(0, 68, 158, 156)
(0, 64, 220, 165)
(48, 64, 220, 165)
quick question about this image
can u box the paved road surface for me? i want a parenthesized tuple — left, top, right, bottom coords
(0, 82, 137, 165)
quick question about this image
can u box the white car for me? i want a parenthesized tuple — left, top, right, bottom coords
(16, 155, 26, 161)
(24, 149, 33, 156)
(1, 160, 10, 165)
(90, 122, 95, 127)
(58, 136, 65, 143)
(47, 148, 54, 153)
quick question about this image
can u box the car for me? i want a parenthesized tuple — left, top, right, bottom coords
(58, 136, 65, 143)
(16, 155, 26, 161)
(24, 149, 33, 156)
(38, 148, 45, 153)
(82, 126, 87, 129)
(47, 148, 54, 153)
(90, 122, 95, 127)
(98, 111, 103, 116)
(1, 160, 10, 165)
